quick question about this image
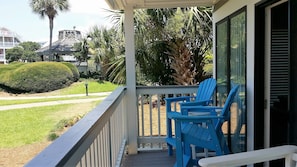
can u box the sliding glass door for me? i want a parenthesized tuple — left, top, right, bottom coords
(216, 8, 246, 153)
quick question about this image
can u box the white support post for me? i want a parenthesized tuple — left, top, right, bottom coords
(124, 5, 138, 154)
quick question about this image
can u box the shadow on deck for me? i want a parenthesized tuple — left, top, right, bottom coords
(121, 150, 176, 167)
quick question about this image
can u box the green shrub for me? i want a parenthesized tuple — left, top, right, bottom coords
(61, 62, 80, 81)
(47, 133, 59, 141)
(0, 63, 26, 84)
(5, 62, 75, 93)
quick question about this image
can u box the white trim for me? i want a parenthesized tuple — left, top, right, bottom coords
(246, 2, 256, 153)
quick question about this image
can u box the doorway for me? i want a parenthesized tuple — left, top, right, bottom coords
(264, 0, 289, 148)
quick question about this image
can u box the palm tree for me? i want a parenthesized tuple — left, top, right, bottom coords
(74, 38, 90, 73)
(29, 0, 70, 61)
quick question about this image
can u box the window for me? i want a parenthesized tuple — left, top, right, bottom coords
(216, 7, 247, 153)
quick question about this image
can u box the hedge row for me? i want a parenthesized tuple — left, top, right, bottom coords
(0, 62, 80, 93)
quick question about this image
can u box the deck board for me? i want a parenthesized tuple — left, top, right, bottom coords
(121, 150, 176, 167)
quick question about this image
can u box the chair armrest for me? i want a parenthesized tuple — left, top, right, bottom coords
(167, 111, 182, 119)
(171, 114, 224, 123)
(180, 106, 223, 116)
(179, 100, 210, 107)
(181, 106, 223, 111)
(165, 96, 193, 103)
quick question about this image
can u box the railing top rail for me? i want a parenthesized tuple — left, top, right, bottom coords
(136, 85, 199, 94)
(25, 86, 126, 167)
(198, 145, 297, 167)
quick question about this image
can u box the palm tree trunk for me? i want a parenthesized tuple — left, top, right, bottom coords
(49, 17, 54, 61)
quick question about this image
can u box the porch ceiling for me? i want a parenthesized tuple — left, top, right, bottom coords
(105, 0, 221, 10)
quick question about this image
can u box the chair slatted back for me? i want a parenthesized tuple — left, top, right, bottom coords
(195, 78, 217, 104)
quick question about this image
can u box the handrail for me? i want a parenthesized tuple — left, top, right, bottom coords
(25, 86, 127, 167)
(198, 145, 297, 167)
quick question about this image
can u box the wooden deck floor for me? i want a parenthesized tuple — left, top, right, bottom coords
(121, 150, 176, 167)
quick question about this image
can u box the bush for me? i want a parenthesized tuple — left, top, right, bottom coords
(3, 62, 75, 93)
(79, 71, 103, 81)
(61, 62, 80, 81)
(47, 133, 59, 141)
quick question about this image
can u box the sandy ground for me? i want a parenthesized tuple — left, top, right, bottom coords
(0, 142, 51, 167)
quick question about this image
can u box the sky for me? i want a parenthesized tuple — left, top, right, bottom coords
(1, 0, 112, 42)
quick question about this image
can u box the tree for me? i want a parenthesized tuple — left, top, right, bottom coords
(168, 38, 196, 85)
(20, 41, 41, 62)
(29, 0, 69, 61)
(6, 41, 41, 62)
(6, 47, 23, 62)
(74, 38, 89, 72)
(87, 26, 125, 82)
(19, 41, 41, 51)
(101, 7, 213, 85)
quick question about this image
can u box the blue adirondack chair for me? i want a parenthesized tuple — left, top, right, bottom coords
(165, 78, 217, 156)
(171, 85, 240, 167)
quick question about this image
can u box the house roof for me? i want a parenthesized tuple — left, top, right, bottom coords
(105, 0, 222, 10)
(36, 38, 80, 55)
(0, 27, 22, 42)
(36, 30, 82, 55)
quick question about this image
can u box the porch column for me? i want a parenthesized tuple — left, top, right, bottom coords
(124, 5, 138, 154)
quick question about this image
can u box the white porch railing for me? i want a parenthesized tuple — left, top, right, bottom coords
(25, 85, 198, 166)
(136, 85, 198, 150)
(25, 87, 127, 167)
(198, 145, 297, 167)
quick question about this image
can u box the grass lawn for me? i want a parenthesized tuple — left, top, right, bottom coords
(0, 95, 101, 106)
(0, 101, 100, 148)
(0, 80, 118, 148)
(55, 80, 119, 95)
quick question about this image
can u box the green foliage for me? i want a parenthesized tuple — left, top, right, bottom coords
(107, 55, 126, 84)
(61, 62, 80, 81)
(6, 47, 23, 62)
(74, 38, 89, 64)
(6, 41, 41, 62)
(87, 26, 124, 82)
(1, 62, 76, 93)
(203, 52, 213, 76)
(85, 7, 213, 85)
(136, 41, 174, 85)
(47, 133, 59, 141)
(19, 41, 41, 51)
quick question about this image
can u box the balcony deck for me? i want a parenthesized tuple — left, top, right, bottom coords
(121, 150, 175, 167)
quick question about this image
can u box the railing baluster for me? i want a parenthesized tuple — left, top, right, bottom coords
(94, 137, 99, 167)
(157, 94, 161, 148)
(140, 94, 145, 147)
(136, 85, 198, 150)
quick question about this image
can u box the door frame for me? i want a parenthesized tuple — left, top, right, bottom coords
(264, 0, 288, 149)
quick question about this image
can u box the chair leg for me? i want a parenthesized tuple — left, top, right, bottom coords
(168, 143, 173, 156)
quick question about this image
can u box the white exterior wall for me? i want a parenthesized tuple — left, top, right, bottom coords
(0, 29, 22, 64)
(213, 0, 262, 152)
